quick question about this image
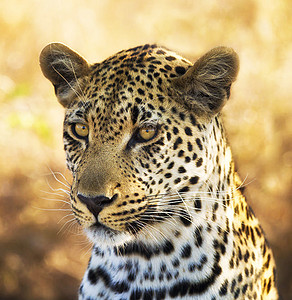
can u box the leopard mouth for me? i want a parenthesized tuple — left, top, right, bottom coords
(90, 221, 107, 230)
(85, 220, 133, 246)
(87, 221, 120, 237)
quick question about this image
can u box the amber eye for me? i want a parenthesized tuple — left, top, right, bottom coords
(138, 126, 157, 141)
(71, 123, 89, 139)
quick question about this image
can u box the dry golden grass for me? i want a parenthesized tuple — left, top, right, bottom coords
(0, 1, 291, 299)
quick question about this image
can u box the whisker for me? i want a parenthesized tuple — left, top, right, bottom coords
(47, 167, 71, 189)
(57, 218, 78, 236)
(236, 174, 255, 190)
(146, 189, 233, 201)
(133, 219, 168, 243)
(80, 242, 94, 258)
(41, 189, 70, 197)
(140, 209, 229, 234)
(40, 196, 70, 206)
(57, 213, 75, 224)
(147, 197, 231, 210)
(32, 206, 72, 212)
(50, 170, 71, 186)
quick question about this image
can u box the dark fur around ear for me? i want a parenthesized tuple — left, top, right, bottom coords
(40, 43, 89, 107)
(172, 47, 239, 115)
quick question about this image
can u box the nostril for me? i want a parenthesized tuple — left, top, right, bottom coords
(77, 194, 114, 219)
(97, 195, 113, 206)
(111, 193, 118, 202)
(77, 194, 112, 207)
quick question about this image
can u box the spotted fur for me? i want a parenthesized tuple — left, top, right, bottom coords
(40, 43, 279, 299)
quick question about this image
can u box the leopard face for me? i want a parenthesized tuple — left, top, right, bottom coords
(40, 43, 238, 246)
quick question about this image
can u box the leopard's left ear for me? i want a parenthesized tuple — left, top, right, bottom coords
(172, 47, 239, 115)
(40, 43, 89, 107)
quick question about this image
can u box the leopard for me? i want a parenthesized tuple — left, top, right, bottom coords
(40, 42, 279, 300)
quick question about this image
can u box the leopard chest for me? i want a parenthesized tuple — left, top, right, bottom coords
(78, 221, 238, 300)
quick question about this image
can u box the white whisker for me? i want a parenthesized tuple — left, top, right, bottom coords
(47, 167, 71, 189)
(40, 196, 70, 206)
(33, 206, 72, 212)
(57, 213, 75, 224)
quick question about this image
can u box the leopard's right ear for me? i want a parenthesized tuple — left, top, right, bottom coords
(40, 43, 89, 107)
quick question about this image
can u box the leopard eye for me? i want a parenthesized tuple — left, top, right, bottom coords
(138, 125, 157, 141)
(71, 123, 89, 140)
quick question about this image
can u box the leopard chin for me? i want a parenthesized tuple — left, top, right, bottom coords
(85, 223, 133, 247)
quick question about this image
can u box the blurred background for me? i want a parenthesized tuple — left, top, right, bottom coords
(0, 0, 291, 299)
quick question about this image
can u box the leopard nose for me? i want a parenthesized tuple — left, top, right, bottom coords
(77, 194, 116, 219)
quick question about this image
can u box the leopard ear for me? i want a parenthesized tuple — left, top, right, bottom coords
(172, 47, 239, 115)
(40, 43, 89, 107)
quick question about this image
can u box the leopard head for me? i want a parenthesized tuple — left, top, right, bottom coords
(40, 43, 239, 246)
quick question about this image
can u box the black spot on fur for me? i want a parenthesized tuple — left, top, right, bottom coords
(196, 138, 203, 150)
(132, 105, 140, 125)
(175, 66, 186, 75)
(219, 280, 228, 296)
(181, 244, 192, 258)
(194, 227, 203, 247)
(184, 127, 192, 136)
(173, 137, 183, 150)
(88, 266, 129, 294)
(190, 176, 199, 184)
(178, 166, 186, 173)
(162, 240, 175, 254)
(130, 289, 142, 300)
(196, 157, 203, 167)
